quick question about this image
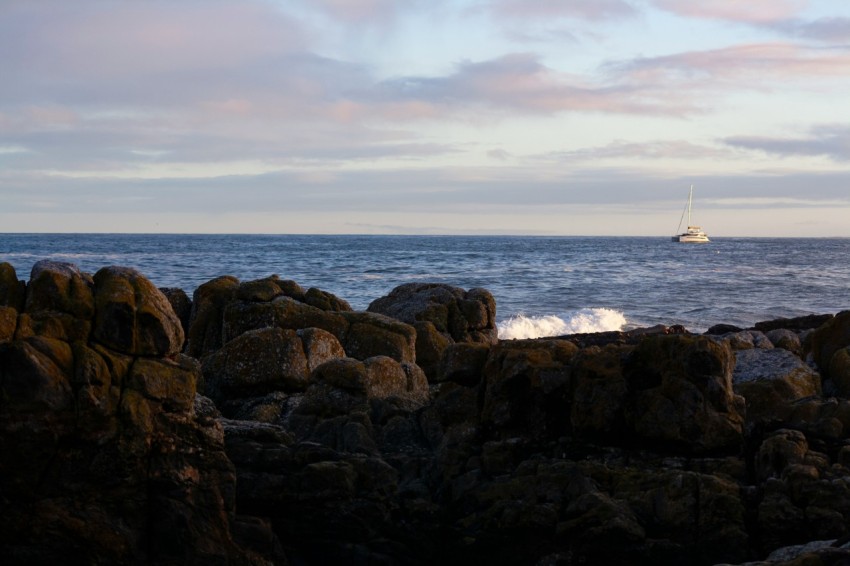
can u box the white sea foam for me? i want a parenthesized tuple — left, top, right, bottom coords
(497, 308, 627, 340)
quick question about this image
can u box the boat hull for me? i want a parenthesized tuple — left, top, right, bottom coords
(672, 233, 710, 243)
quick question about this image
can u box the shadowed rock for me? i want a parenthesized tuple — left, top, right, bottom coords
(0, 263, 260, 564)
(733, 348, 821, 425)
(4, 262, 850, 566)
(368, 282, 498, 379)
(92, 266, 184, 356)
(624, 335, 745, 454)
(186, 275, 240, 358)
(0, 262, 25, 311)
(810, 310, 850, 379)
(26, 260, 94, 319)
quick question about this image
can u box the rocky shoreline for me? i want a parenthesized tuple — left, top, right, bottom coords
(2, 260, 850, 565)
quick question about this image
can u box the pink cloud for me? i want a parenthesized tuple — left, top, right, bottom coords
(1, 1, 307, 79)
(651, 0, 808, 24)
(383, 53, 699, 117)
(611, 43, 850, 87)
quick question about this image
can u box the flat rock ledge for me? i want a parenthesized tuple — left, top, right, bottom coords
(2, 261, 850, 566)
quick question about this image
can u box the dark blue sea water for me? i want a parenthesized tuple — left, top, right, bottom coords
(2, 234, 849, 338)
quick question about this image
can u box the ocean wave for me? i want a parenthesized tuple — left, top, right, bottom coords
(497, 308, 627, 340)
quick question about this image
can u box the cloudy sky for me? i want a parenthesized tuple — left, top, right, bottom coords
(2, 0, 849, 236)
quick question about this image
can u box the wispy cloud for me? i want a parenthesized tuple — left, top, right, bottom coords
(541, 140, 734, 162)
(780, 17, 850, 42)
(489, 0, 637, 22)
(379, 53, 695, 117)
(608, 42, 850, 91)
(724, 125, 850, 161)
(2, 0, 850, 235)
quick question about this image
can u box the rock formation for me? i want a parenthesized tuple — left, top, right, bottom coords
(2, 261, 850, 565)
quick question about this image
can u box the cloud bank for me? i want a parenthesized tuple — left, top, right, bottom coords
(1, 0, 849, 236)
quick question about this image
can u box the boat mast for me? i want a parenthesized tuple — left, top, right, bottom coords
(687, 184, 694, 227)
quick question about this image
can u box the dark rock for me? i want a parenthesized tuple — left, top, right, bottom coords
(368, 282, 497, 344)
(235, 275, 286, 302)
(368, 283, 497, 380)
(828, 346, 850, 396)
(720, 329, 775, 350)
(202, 327, 314, 406)
(754, 313, 834, 333)
(810, 310, 850, 377)
(0, 262, 25, 311)
(159, 286, 192, 341)
(304, 286, 352, 311)
(733, 348, 821, 425)
(624, 334, 745, 454)
(186, 275, 240, 358)
(92, 266, 184, 356)
(7, 261, 850, 566)
(480, 338, 577, 441)
(706, 323, 744, 335)
(570, 344, 631, 440)
(560, 324, 688, 348)
(438, 342, 491, 386)
(0, 336, 74, 412)
(25, 260, 94, 319)
(413, 320, 451, 381)
(340, 311, 417, 364)
(0, 305, 16, 342)
(765, 328, 803, 357)
(0, 265, 261, 564)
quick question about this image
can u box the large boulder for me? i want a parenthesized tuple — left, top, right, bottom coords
(764, 328, 803, 357)
(24, 260, 95, 320)
(92, 266, 184, 357)
(368, 283, 497, 343)
(0, 336, 74, 413)
(438, 342, 491, 386)
(828, 346, 850, 396)
(754, 314, 834, 333)
(202, 326, 344, 406)
(0, 264, 258, 564)
(809, 310, 850, 377)
(222, 296, 349, 344)
(186, 275, 240, 358)
(310, 355, 429, 405)
(339, 311, 417, 364)
(159, 286, 192, 342)
(0, 262, 26, 311)
(570, 344, 632, 440)
(368, 283, 498, 380)
(19, 261, 94, 343)
(733, 348, 821, 425)
(480, 338, 577, 441)
(624, 335, 745, 454)
(753, 428, 850, 553)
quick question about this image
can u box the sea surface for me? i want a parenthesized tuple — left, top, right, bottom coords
(2, 234, 849, 338)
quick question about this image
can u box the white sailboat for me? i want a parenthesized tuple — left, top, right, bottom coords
(671, 185, 710, 243)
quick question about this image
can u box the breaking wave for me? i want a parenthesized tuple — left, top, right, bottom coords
(497, 308, 627, 340)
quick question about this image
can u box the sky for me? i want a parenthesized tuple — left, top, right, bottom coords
(1, 0, 849, 237)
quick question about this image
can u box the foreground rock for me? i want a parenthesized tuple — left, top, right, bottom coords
(0, 261, 260, 564)
(3, 261, 850, 565)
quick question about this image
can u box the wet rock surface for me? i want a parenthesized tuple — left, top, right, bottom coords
(2, 261, 850, 565)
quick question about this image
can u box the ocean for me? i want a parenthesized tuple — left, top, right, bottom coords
(2, 234, 849, 339)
